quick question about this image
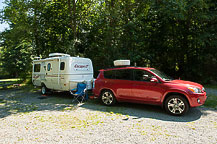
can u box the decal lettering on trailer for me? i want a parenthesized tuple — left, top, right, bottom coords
(33, 75, 40, 79)
(74, 64, 89, 71)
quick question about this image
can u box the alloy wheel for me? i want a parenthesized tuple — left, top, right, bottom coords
(102, 91, 114, 105)
(167, 98, 185, 114)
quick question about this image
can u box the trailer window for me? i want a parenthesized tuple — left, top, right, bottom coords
(47, 63, 51, 71)
(34, 64, 41, 72)
(60, 62, 65, 70)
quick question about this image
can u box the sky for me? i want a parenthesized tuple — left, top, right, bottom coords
(0, 0, 9, 32)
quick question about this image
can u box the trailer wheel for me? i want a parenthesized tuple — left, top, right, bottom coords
(41, 85, 48, 95)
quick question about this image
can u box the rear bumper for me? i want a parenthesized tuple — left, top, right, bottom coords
(92, 88, 99, 97)
(189, 92, 207, 107)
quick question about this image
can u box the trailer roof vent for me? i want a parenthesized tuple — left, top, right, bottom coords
(34, 57, 41, 60)
(114, 60, 130, 66)
(49, 53, 70, 57)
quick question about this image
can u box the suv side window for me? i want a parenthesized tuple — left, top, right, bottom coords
(134, 70, 154, 82)
(104, 70, 115, 79)
(104, 69, 133, 80)
(115, 69, 132, 80)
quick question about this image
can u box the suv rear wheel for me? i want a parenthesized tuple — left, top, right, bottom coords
(164, 95, 189, 116)
(100, 90, 116, 106)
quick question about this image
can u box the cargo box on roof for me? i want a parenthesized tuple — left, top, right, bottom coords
(114, 60, 130, 66)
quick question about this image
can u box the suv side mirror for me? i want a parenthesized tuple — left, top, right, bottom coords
(150, 77, 158, 83)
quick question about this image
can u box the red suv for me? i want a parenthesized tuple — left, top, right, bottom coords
(93, 67, 207, 115)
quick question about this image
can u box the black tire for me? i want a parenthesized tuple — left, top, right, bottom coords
(41, 84, 48, 95)
(100, 90, 116, 106)
(164, 95, 189, 116)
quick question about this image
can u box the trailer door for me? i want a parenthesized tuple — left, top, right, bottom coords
(44, 61, 53, 89)
(53, 59, 64, 90)
(40, 62, 46, 81)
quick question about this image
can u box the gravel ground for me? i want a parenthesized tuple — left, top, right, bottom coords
(0, 88, 217, 144)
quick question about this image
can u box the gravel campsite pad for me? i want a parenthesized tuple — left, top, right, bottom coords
(0, 88, 217, 144)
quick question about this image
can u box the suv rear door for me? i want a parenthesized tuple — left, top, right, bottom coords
(104, 69, 133, 100)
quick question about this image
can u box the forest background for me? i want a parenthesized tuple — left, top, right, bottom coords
(0, 0, 216, 84)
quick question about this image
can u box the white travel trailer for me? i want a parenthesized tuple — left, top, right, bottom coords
(32, 53, 94, 94)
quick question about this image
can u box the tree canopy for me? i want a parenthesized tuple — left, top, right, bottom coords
(0, 0, 216, 83)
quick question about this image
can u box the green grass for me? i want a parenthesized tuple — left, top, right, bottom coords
(205, 85, 217, 90)
(204, 94, 217, 109)
(203, 84, 217, 109)
(0, 78, 31, 89)
(0, 78, 21, 82)
(0, 78, 22, 89)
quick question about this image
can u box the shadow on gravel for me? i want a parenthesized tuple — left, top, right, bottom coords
(81, 100, 204, 122)
(0, 88, 215, 123)
(0, 88, 75, 118)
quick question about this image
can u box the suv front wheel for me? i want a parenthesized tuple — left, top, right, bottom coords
(100, 90, 116, 106)
(164, 95, 189, 116)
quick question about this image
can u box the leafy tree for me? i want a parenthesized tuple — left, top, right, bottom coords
(0, 0, 216, 83)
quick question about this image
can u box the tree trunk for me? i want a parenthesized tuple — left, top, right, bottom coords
(33, 3, 40, 56)
(67, 0, 76, 40)
(73, 0, 76, 40)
